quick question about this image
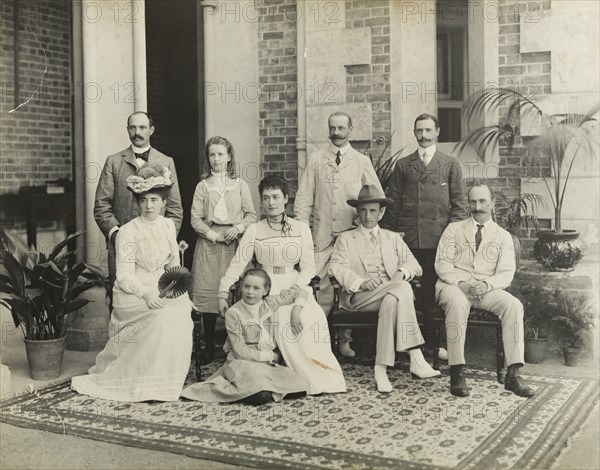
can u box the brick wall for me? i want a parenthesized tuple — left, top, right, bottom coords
(345, 0, 391, 163)
(495, 0, 551, 202)
(0, 0, 72, 195)
(256, 0, 298, 185)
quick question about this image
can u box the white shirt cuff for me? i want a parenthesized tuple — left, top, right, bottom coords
(399, 267, 411, 281)
(350, 278, 366, 293)
(108, 226, 119, 239)
(206, 230, 220, 243)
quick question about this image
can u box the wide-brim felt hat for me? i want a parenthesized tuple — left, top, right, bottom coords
(347, 184, 393, 208)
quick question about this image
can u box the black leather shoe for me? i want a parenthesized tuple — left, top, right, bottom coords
(505, 374, 535, 398)
(450, 365, 470, 397)
(201, 342, 215, 365)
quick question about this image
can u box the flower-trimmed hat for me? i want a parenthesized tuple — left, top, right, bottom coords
(126, 165, 173, 195)
(346, 184, 393, 208)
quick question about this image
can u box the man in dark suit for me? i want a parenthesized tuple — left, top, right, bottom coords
(94, 111, 183, 302)
(384, 113, 468, 358)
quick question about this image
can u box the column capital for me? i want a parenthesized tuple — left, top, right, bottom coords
(200, 1, 218, 12)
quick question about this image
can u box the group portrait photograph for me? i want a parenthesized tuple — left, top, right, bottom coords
(0, 0, 598, 468)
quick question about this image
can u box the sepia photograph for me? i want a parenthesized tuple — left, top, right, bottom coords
(1, 0, 598, 468)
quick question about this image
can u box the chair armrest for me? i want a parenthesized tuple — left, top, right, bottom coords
(309, 275, 320, 300)
(328, 275, 342, 314)
(229, 279, 241, 303)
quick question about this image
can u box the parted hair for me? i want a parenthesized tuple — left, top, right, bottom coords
(201, 136, 238, 180)
(241, 268, 271, 298)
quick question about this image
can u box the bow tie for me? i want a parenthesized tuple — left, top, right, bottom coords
(134, 150, 149, 162)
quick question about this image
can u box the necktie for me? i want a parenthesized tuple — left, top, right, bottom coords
(335, 150, 341, 166)
(475, 224, 484, 251)
(369, 230, 377, 247)
(422, 151, 428, 166)
(135, 150, 149, 162)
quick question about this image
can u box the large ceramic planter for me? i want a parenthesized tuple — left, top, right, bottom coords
(524, 337, 548, 364)
(563, 346, 582, 367)
(24, 336, 67, 380)
(534, 230, 582, 271)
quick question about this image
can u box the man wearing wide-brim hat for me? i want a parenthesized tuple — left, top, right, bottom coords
(328, 184, 441, 392)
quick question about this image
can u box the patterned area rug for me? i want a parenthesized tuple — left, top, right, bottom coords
(1, 361, 598, 469)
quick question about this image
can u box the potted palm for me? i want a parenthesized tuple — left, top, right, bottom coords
(493, 190, 544, 267)
(0, 229, 106, 379)
(550, 289, 597, 367)
(509, 281, 550, 364)
(458, 87, 599, 270)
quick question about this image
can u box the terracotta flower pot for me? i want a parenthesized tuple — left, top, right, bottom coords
(534, 230, 582, 271)
(524, 336, 548, 364)
(563, 346, 582, 367)
(24, 336, 67, 380)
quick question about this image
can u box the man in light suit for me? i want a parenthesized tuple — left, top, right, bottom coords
(435, 183, 534, 398)
(295, 111, 383, 357)
(329, 184, 440, 392)
(94, 112, 183, 303)
(385, 113, 468, 359)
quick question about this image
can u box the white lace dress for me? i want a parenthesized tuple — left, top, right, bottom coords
(216, 218, 346, 395)
(72, 216, 193, 402)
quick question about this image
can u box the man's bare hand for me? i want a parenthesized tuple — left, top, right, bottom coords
(470, 281, 488, 296)
(458, 281, 472, 297)
(217, 298, 229, 317)
(361, 278, 382, 291)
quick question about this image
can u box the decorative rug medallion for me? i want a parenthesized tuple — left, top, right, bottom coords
(1, 362, 597, 469)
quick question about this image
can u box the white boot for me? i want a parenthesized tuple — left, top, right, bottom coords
(409, 349, 441, 379)
(339, 329, 355, 357)
(438, 347, 448, 361)
(374, 364, 392, 393)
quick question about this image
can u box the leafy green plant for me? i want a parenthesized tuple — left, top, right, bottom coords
(0, 229, 107, 340)
(364, 132, 405, 190)
(550, 289, 597, 349)
(458, 87, 599, 233)
(509, 281, 551, 340)
(494, 191, 545, 236)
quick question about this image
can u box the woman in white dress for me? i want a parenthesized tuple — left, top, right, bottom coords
(215, 174, 346, 395)
(72, 166, 193, 402)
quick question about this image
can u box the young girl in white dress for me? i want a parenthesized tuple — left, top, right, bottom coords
(72, 165, 193, 402)
(190, 136, 256, 363)
(182, 269, 308, 405)
(214, 175, 347, 395)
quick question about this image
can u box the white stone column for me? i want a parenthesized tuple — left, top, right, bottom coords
(81, 0, 146, 269)
(72, 0, 147, 350)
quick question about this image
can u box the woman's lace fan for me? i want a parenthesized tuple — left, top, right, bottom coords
(158, 266, 193, 299)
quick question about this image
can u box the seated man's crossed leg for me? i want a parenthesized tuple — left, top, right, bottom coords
(350, 279, 441, 392)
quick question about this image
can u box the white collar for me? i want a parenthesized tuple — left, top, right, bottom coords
(329, 142, 351, 156)
(131, 144, 151, 154)
(241, 299, 262, 314)
(360, 224, 380, 238)
(470, 217, 492, 230)
(418, 145, 436, 158)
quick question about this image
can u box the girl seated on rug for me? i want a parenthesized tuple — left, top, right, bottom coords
(182, 269, 308, 405)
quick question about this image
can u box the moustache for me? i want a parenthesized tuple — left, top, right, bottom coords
(134, 135, 143, 139)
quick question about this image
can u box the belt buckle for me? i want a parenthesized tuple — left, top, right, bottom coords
(273, 266, 285, 274)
